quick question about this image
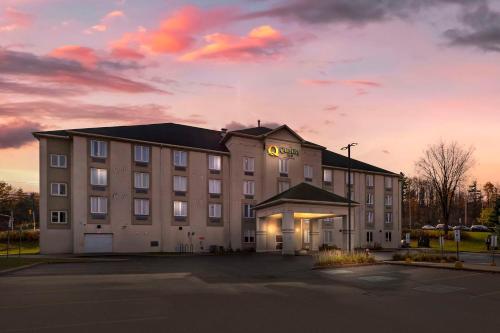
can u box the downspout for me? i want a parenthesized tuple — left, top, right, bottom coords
(159, 147, 164, 252)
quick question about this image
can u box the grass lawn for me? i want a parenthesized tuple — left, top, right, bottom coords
(0, 241, 40, 256)
(0, 257, 45, 271)
(410, 232, 492, 252)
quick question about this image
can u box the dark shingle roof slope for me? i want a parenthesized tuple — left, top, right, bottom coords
(256, 182, 355, 208)
(230, 126, 273, 136)
(322, 150, 398, 175)
(35, 123, 228, 152)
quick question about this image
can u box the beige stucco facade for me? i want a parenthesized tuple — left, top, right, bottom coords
(37, 125, 401, 254)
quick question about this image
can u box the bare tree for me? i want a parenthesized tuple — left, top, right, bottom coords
(416, 141, 474, 232)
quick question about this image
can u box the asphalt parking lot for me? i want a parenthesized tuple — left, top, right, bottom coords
(1, 254, 499, 333)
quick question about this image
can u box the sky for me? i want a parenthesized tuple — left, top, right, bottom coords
(0, 0, 499, 192)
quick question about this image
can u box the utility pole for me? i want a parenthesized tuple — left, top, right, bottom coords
(341, 143, 358, 253)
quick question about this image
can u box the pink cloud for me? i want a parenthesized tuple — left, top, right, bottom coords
(180, 25, 290, 62)
(110, 5, 236, 56)
(0, 119, 42, 148)
(49, 45, 100, 68)
(0, 7, 33, 32)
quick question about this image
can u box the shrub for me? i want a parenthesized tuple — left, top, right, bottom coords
(314, 250, 376, 267)
(0, 230, 39, 242)
(392, 252, 456, 263)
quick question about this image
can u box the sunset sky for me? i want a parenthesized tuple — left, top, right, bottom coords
(0, 0, 499, 192)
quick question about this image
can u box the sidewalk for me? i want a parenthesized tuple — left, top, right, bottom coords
(385, 260, 500, 273)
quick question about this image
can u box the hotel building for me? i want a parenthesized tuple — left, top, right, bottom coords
(34, 123, 401, 254)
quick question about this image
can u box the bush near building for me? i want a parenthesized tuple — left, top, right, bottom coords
(314, 250, 376, 267)
(393, 252, 457, 263)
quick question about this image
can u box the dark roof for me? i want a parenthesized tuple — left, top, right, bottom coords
(35, 123, 228, 152)
(230, 126, 273, 136)
(322, 150, 398, 175)
(256, 182, 355, 208)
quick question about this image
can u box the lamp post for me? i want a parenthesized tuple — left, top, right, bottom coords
(341, 143, 357, 253)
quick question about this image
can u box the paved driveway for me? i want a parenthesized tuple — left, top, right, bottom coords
(0, 254, 499, 332)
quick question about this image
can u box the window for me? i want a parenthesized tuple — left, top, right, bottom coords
(366, 193, 374, 205)
(90, 168, 107, 186)
(367, 211, 374, 224)
(366, 174, 374, 187)
(244, 230, 255, 243)
(173, 150, 187, 167)
(385, 177, 393, 189)
(323, 230, 333, 243)
(385, 231, 392, 242)
(208, 203, 222, 218)
(209, 179, 222, 194)
(173, 201, 187, 217)
(243, 180, 255, 196)
(323, 169, 332, 183)
(347, 190, 355, 201)
(366, 231, 373, 243)
(50, 154, 67, 168)
(134, 172, 150, 189)
(90, 196, 107, 214)
(50, 183, 67, 196)
(243, 157, 255, 172)
(345, 172, 354, 185)
(385, 212, 393, 224)
(304, 165, 313, 180)
(50, 211, 67, 224)
(385, 194, 393, 206)
(134, 199, 150, 216)
(243, 204, 255, 218)
(278, 159, 288, 175)
(134, 145, 150, 163)
(173, 176, 187, 192)
(90, 140, 107, 158)
(208, 155, 221, 171)
(278, 181, 290, 193)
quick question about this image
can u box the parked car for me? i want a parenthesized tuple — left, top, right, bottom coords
(421, 225, 435, 230)
(470, 225, 490, 232)
(455, 225, 470, 231)
(435, 224, 447, 230)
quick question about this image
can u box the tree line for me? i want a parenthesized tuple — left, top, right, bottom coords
(0, 181, 38, 230)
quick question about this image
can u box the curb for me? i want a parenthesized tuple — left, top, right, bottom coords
(0, 262, 43, 275)
(384, 261, 500, 274)
(312, 262, 382, 270)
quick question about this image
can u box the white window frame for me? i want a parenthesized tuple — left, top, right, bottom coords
(208, 203, 222, 218)
(173, 150, 187, 167)
(367, 211, 374, 224)
(367, 231, 373, 243)
(50, 154, 67, 168)
(304, 165, 313, 180)
(385, 212, 393, 224)
(173, 176, 187, 192)
(323, 230, 333, 244)
(348, 191, 355, 201)
(173, 201, 188, 217)
(323, 169, 332, 183)
(90, 168, 107, 186)
(134, 199, 150, 216)
(243, 157, 255, 172)
(243, 180, 255, 196)
(50, 183, 67, 196)
(209, 179, 222, 194)
(385, 177, 393, 189)
(90, 140, 107, 158)
(366, 174, 374, 187)
(90, 196, 107, 214)
(243, 204, 255, 218)
(366, 193, 374, 205)
(134, 172, 150, 189)
(278, 181, 290, 193)
(385, 231, 392, 242)
(208, 155, 221, 171)
(385, 194, 393, 206)
(278, 159, 288, 175)
(134, 145, 150, 163)
(50, 210, 67, 224)
(243, 230, 255, 243)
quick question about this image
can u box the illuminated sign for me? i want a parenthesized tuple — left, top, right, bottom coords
(267, 145, 299, 157)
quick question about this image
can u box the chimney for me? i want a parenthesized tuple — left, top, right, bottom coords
(257, 120, 261, 127)
(220, 128, 227, 137)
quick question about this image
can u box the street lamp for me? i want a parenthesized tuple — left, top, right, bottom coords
(341, 142, 357, 253)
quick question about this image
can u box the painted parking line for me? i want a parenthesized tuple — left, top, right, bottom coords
(321, 269, 354, 275)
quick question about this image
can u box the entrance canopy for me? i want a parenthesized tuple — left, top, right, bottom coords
(254, 183, 358, 254)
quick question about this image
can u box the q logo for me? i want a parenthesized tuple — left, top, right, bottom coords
(267, 145, 279, 157)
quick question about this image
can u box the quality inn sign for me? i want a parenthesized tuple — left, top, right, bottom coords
(267, 145, 299, 157)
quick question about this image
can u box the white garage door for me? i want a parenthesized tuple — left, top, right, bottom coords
(84, 234, 113, 253)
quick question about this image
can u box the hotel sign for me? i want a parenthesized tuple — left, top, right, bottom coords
(267, 145, 299, 158)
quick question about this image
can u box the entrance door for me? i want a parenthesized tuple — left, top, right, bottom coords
(84, 234, 113, 253)
(302, 219, 310, 249)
